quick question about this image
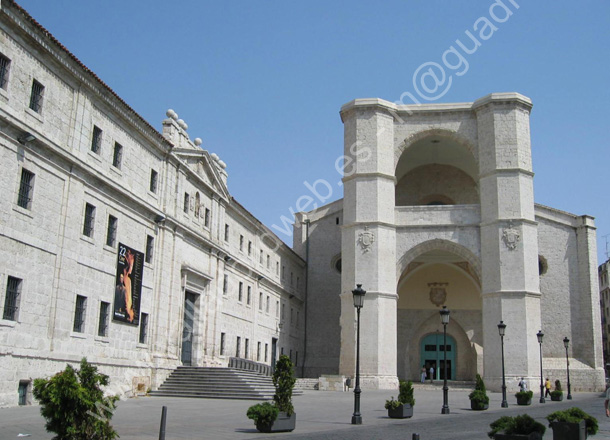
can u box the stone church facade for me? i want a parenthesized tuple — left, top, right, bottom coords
(294, 96, 604, 392)
(0, 1, 304, 407)
(0, 1, 604, 407)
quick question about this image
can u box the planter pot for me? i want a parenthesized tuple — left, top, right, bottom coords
(494, 433, 542, 440)
(387, 404, 413, 419)
(550, 420, 586, 440)
(550, 394, 564, 402)
(516, 396, 532, 406)
(256, 412, 296, 433)
(470, 400, 489, 411)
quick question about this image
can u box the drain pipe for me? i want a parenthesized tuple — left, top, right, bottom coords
(301, 219, 310, 378)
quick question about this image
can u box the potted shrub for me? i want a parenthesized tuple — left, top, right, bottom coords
(516, 390, 533, 406)
(546, 407, 599, 440)
(488, 414, 546, 440)
(469, 374, 490, 410)
(246, 355, 296, 433)
(384, 380, 415, 418)
(550, 380, 564, 402)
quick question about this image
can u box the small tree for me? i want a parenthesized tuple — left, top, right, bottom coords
(469, 374, 489, 409)
(272, 355, 296, 416)
(33, 358, 119, 440)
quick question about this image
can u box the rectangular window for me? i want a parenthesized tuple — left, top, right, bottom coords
(247, 286, 251, 305)
(224, 224, 229, 241)
(145, 235, 154, 264)
(282, 266, 285, 280)
(0, 53, 10, 89)
(257, 342, 261, 361)
(223, 275, 228, 295)
(98, 301, 109, 337)
(239, 235, 244, 251)
(106, 215, 117, 247)
(17, 168, 34, 209)
(73, 295, 87, 333)
(245, 338, 249, 359)
(91, 126, 102, 154)
(18, 381, 28, 406)
(276, 300, 279, 317)
(248, 241, 252, 256)
(139, 313, 148, 344)
(259, 250, 263, 264)
(150, 169, 158, 193)
(29, 79, 44, 113)
(238, 282, 243, 302)
(266, 255, 270, 269)
(236, 336, 241, 358)
(112, 142, 123, 169)
(265, 343, 268, 362)
(83, 203, 96, 237)
(290, 272, 294, 286)
(204, 208, 210, 227)
(266, 295, 270, 313)
(3, 276, 22, 321)
(220, 332, 226, 355)
(259, 292, 263, 310)
(276, 262, 279, 275)
(282, 303, 285, 320)
(183, 192, 190, 214)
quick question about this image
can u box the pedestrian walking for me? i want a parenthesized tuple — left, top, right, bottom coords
(518, 377, 527, 392)
(420, 365, 426, 383)
(429, 365, 435, 383)
(545, 378, 551, 398)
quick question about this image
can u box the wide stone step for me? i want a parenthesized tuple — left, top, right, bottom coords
(149, 390, 273, 400)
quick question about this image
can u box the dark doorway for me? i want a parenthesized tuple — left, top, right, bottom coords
(271, 337, 278, 370)
(181, 292, 197, 365)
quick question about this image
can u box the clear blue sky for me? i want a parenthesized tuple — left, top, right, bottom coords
(17, 1, 610, 263)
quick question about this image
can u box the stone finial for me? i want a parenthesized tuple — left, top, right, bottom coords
(211, 153, 219, 161)
(166, 109, 178, 120)
(177, 119, 188, 130)
(194, 138, 202, 146)
(218, 160, 227, 169)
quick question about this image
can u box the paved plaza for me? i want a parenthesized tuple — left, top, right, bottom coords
(2, 388, 610, 440)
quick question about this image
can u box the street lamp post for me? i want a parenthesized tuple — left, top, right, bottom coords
(563, 337, 572, 400)
(351, 284, 366, 425)
(498, 321, 508, 408)
(440, 306, 450, 414)
(537, 330, 545, 403)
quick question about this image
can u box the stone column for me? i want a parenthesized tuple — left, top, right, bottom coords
(338, 100, 399, 389)
(473, 93, 542, 391)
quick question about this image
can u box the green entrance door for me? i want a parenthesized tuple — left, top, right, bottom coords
(420, 333, 456, 380)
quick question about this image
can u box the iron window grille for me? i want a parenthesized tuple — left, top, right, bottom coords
(139, 313, 148, 343)
(106, 215, 117, 247)
(29, 79, 44, 113)
(17, 168, 34, 209)
(83, 203, 96, 237)
(73, 295, 87, 333)
(112, 142, 123, 169)
(3, 276, 22, 321)
(91, 126, 102, 154)
(18, 381, 28, 406)
(150, 169, 158, 193)
(183, 193, 189, 214)
(0, 53, 10, 90)
(98, 301, 109, 337)
(145, 235, 154, 264)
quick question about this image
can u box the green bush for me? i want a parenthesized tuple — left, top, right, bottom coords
(488, 414, 546, 438)
(32, 358, 119, 440)
(546, 407, 598, 436)
(272, 355, 296, 416)
(247, 402, 279, 430)
(469, 374, 489, 406)
(515, 390, 534, 399)
(385, 380, 415, 410)
(550, 390, 563, 399)
(384, 396, 401, 410)
(554, 380, 563, 392)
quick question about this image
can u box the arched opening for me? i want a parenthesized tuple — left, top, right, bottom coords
(420, 333, 457, 380)
(395, 134, 479, 207)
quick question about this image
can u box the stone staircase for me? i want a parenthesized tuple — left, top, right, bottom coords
(412, 380, 475, 391)
(150, 366, 302, 400)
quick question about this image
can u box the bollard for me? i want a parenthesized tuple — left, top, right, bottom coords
(159, 406, 167, 440)
(412, 434, 420, 440)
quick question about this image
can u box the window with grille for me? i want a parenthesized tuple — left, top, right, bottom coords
(238, 282, 243, 302)
(18, 381, 28, 406)
(83, 203, 96, 237)
(17, 168, 34, 209)
(259, 250, 263, 264)
(106, 215, 117, 247)
(0, 53, 11, 90)
(245, 338, 249, 359)
(247, 286, 251, 305)
(29, 79, 44, 113)
(91, 126, 102, 154)
(236, 336, 241, 358)
(149, 169, 158, 193)
(139, 313, 148, 344)
(98, 301, 109, 337)
(224, 224, 229, 241)
(112, 142, 123, 169)
(3, 276, 22, 321)
(259, 292, 263, 310)
(220, 332, 225, 355)
(266, 295, 270, 313)
(73, 295, 87, 333)
(204, 208, 210, 227)
(183, 193, 189, 214)
(239, 235, 244, 251)
(248, 241, 252, 256)
(145, 235, 154, 264)
(257, 342, 261, 361)
(265, 343, 268, 362)
(223, 275, 228, 295)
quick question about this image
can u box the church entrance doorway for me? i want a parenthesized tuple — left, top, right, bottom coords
(420, 333, 456, 380)
(181, 291, 198, 365)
